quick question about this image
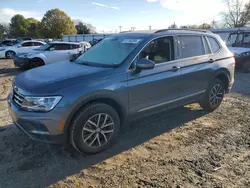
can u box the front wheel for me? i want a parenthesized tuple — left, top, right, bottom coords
(29, 58, 44, 69)
(5, 51, 16, 59)
(70, 103, 120, 153)
(199, 79, 225, 112)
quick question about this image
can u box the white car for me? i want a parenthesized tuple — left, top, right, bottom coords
(0, 40, 45, 59)
(13, 42, 86, 69)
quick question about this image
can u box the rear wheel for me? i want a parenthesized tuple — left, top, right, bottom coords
(199, 79, 225, 112)
(5, 51, 16, 59)
(242, 62, 250, 73)
(29, 58, 44, 69)
(70, 103, 120, 153)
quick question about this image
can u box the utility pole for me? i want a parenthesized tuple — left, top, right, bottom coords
(211, 20, 216, 28)
(119, 26, 122, 33)
(173, 22, 176, 28)
(149, 25, 152, 30)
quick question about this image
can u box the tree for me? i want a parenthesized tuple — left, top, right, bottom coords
(9, 14, 29, 37)
(40, 8, 77, 38)
(180, 25, 199, 29)
(168, 22, 178, 28)
(223, 0, 250, 27)
(0, 24, 6, 38)
(75, 22, 91, 34)
(26, 18, 40, 37)
(199, 23, 212, 29)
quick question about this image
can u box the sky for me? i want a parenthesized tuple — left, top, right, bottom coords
(0, 0, 227, 33)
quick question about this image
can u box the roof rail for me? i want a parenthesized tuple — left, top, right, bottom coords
(155, 29, 212, 33)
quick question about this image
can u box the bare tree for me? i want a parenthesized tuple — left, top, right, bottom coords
(223, 0, 250, 27)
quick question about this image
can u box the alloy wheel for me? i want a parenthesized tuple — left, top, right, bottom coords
(209, 84, 224, 108)
(30, 59, 42, 68)
(82, 113, 115, 148)
(6, 51, 15, 58)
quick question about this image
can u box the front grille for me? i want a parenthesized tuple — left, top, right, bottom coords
(13, 89, 24, 107)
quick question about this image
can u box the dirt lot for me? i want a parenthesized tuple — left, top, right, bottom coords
(0, 59, 250, 188)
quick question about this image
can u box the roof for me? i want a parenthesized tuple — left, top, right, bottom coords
(21, 40, 46, 43)
(49, 41, 80, 45)
(117, 29, 213, 37)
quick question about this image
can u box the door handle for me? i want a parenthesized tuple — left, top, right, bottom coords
(208, 59, 215, 63)
(171, 66, 180, 72)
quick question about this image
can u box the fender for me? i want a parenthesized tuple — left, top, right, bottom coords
(63, 90, 128, 133)
(29, 53, 48, 64)
(213, 68, 231, 81)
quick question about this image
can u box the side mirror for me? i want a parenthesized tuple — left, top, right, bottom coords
(49, 47, 55, 51)
(136, 58, 155, 71)
(17, 45, 21, 48)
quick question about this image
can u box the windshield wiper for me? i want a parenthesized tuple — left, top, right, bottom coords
(75, 61, 115, 68)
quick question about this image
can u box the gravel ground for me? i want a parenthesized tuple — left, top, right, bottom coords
(0, 59, 250, 188)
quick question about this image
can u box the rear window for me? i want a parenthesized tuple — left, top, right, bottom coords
(178, 36, 205, 58)
(53, 44, 71, 50)
(33, 42, 43, 46)
(71, 44, 80, 49)
(22, 42, 33, 47)
(208, 37, 220, 53)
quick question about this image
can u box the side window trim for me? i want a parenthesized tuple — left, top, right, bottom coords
(202, 36, 211, 54)
(204, 36, 212, 54)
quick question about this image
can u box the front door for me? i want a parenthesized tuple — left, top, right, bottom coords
(127, 36, 183, 119)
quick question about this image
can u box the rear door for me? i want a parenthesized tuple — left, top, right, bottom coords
(177, 35, 214, 99)
(33, 42, 44, 48)
(45, 43, 72, 64)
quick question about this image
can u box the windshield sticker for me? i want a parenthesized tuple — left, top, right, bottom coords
(122, 39, 141, 44)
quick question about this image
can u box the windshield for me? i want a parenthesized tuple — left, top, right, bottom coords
(75, 36, 144, 67)
(35, 43, 51, 51)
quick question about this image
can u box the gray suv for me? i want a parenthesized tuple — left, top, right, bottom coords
(8, 29, 235, 153)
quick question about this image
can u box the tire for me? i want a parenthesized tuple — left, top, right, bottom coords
(70, 103, 120, 153)
(242, 62, 250, 73)
(199, 79, 225, 112)
(29, 58, 44, 69)
(5, 51, 16, 59)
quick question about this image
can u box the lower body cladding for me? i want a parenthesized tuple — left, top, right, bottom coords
(13, 57, 30, 69)
(7, 94, 66, 144)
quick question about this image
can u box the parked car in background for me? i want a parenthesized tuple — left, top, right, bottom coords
(15, 37, 32, 44)
(14, 42, 86, 69)
(0, 39, 16, 47)
(225, 31, 250, 72)
(0, 40, 45, 59)
(80, 41, 91, 50)
(8, 29, 235, 153)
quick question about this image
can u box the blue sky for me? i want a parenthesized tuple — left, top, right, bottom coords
(0, 0, 227, 32)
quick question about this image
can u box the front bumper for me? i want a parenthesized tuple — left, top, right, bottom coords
(7, 94, 66, 144)
(0, 50, 6, 58)
(13, 57, 30, 68)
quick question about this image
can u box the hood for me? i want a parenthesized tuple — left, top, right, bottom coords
(15, 61, 114, 94)
(228, 47, 250, 55)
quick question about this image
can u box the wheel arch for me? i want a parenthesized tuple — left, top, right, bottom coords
(213, 68, 231, 92)
(29, 57, 45, 65)
(64, 94, 127, 140)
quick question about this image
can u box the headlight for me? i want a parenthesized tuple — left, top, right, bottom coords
(22, 96, 62, 112)
(0, 48, 5, 51)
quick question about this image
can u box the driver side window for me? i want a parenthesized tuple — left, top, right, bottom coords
(138, 36, 174, 64)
